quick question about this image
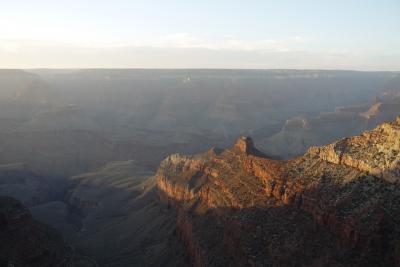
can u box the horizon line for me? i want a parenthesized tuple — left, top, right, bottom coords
(1, 68, 399, 73)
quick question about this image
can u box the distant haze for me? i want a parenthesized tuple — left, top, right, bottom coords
(1, 0, 399, 70)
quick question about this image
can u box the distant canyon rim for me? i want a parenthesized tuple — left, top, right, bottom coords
(0, 69, 399, 266)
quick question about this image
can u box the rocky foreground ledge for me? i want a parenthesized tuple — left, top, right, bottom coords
(156, 117, 400, 267)
(309, 116, 400, 183)
(0, 196, 73, 267)
(0, 196, 98, 267)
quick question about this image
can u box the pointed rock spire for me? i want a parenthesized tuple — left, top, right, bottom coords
(234, 136, 255, 154)
(233, 136, 266, 157)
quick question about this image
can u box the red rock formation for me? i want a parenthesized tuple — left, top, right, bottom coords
(156, 117, 400, 266)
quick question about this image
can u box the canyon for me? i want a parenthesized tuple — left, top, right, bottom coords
(156, 117, 400, 266)
(0, 69, 400, 266)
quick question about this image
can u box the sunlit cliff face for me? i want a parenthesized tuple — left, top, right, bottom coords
(155, 117, 400, 266)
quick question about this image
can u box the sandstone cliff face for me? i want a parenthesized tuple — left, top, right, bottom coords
(156, 117, 400, 266)
(156, 154, 200, 203)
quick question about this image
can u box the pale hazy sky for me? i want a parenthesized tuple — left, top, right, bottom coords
(1, 0, 399, 70)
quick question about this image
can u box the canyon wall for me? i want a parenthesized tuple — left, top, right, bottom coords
(156, 117, 400, 266)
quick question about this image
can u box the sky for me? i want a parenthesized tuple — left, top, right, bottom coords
(0, 0, 399, 70)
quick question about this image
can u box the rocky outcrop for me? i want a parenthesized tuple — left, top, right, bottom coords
(309, 117, 400, 182)
(0, 196, 81, 267)
(156, 118, 400, 266)
(234, 136, 255, 154)
(233, 136, 266, 157)
(156, 152, 220, 205)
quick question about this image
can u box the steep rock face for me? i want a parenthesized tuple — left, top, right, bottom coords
(0, 196, 79, 267)
(232, 136, 266, 157)
(156, 117, 400, 266)
(234, 136, 255, 154)
(157, 154, 203, 203)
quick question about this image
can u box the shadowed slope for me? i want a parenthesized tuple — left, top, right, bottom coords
(61, 160, 187, 266)
(0, 196, 96, 267)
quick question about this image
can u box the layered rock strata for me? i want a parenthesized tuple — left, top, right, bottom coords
(157, 117, 400, 266)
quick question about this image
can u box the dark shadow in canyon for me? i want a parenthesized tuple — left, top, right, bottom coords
(157, 174, 400, 267)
